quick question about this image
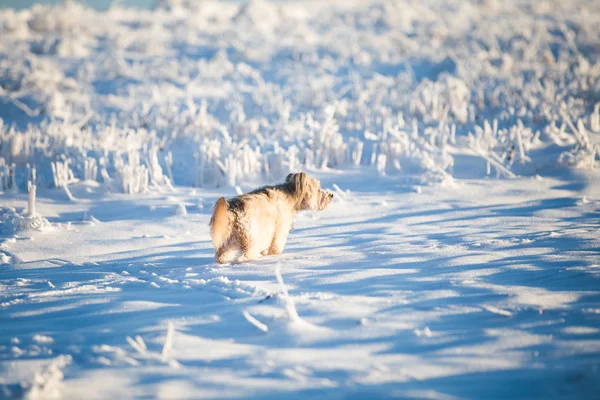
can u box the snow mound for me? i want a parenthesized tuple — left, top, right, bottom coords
(1, 207, 50, 234)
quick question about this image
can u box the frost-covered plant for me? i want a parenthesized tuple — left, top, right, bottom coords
(51, 159, 77, 188)
(3, 168, 51, 232)
(84, 157, 97, 182)
(0, 0, 599, 194)
(0, 159, 17, 193)
(147, 146, 173, 190)
(467, 119, 541, 173)
(113, 151, 149, 195)
(556, 114, 600, 169)
(410, 75, 471, 125)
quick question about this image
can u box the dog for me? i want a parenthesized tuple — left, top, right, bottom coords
(209, 172, 333, 264)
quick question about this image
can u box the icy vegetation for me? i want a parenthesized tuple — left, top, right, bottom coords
(1, 0, 600, 399)
(0, 0, 599, 194)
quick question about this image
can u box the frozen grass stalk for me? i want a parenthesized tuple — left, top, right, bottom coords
(165, 151, 174, 186)
(275, 263, 299, 321)
(0, 160, 15, 192)
(591, 103, 600, 133)
(126, 336, 147, 356)
(84, 157, 97, 181)
(27, 180, 36, 217)
(243, 310, 269, 333)
(161, 322, 174, 362)
(26, 167, 37, 217)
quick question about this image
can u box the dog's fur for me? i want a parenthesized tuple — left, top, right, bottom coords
(209, 172, 333, 264)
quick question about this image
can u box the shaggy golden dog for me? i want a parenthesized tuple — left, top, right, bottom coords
(209, 172, 333, 264)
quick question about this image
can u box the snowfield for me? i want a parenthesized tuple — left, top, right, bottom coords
(1, 0, 600, 398)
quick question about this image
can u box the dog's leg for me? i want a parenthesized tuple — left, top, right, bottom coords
(216, 245, 239, 264)
(236, 248, 260, 263)
(215, 234, 241, 264)
(239, 239, 261, 261)
(268, 225, 290, 255)
(235, 229, 260, 263)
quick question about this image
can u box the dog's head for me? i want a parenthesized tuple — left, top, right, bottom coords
(286, 172, 333, 211)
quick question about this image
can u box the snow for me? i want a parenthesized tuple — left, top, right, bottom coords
(1, 173, 599, 398)
(1, 0, 600, 398)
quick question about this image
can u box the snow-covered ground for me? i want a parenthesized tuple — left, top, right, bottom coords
(1, 0, 600, 398)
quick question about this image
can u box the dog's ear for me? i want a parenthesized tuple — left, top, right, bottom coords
(285, 172, 304, 183)
(285, 172, 307, 188)
(286, 172, 308, 207)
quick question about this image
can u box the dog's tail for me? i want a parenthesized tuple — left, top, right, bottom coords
(210, 197, 231, 249)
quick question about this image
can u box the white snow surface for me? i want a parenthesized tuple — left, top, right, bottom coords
(1, 0, 600, 399)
